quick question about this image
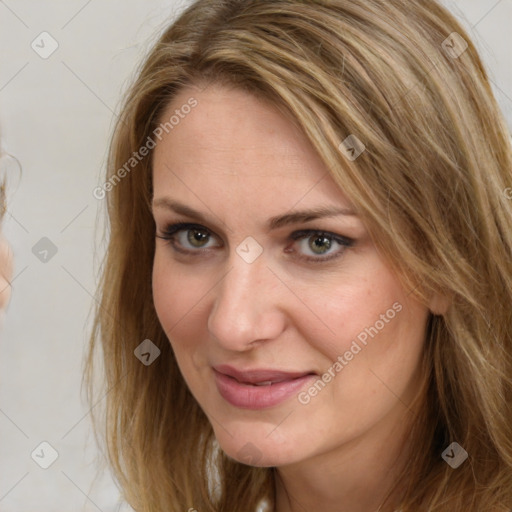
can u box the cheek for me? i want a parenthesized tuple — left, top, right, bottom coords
(295, 257, 428, 389)
(152, 252, 210, 347)
(152, 259, 211, 406)
(291, 261, 404, 356)
(321, 278, 427, 407)
(290, 268, 428, 444)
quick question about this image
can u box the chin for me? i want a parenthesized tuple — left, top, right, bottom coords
(213, 427, 302, 468)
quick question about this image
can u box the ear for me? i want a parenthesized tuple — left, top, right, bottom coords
(428, 291, 452, 316)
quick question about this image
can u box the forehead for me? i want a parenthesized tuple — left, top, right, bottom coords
(152, 83, 354, 211)
(154, 84, 321, 173)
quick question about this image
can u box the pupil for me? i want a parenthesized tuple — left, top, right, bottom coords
(310, 236, 331, 254)
(188, 229, 208, 247)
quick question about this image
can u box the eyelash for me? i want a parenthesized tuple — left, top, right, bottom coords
(155, 222, 355, 264)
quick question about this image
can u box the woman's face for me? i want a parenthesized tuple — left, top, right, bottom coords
(152, 83, 431, 467)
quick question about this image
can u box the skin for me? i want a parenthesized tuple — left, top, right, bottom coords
(0, 234, 12, 311)
(151, 83, 442, 512)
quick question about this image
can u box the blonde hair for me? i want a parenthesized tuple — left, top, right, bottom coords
(87, 0, 512, 510)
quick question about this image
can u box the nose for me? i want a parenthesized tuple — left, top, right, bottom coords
(207, 251, 287, 351)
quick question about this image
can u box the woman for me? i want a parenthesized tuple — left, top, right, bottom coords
(87, 0, 512, 510)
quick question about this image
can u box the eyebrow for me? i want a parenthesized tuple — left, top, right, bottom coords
(152, 198, 358, 231)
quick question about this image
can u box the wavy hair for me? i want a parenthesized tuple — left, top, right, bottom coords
(87, 0, 512, 510)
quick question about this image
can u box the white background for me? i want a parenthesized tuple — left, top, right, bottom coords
(0, 1, 510, 510)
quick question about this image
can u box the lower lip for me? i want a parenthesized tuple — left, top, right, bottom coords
(213, 370, 316, 410)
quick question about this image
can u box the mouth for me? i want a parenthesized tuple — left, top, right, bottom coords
(212, 364, 317, 409)
(213, 364, 316, 384)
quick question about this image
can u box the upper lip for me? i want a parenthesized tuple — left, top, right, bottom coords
(213, 364, 316, 384)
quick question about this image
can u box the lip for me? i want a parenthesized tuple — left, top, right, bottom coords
(213, 364, 317, 410)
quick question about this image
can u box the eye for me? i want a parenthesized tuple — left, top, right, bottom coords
(156, 222, 354, 263)
(156, 222, 221, 253)
(288, 230, 354, 263)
